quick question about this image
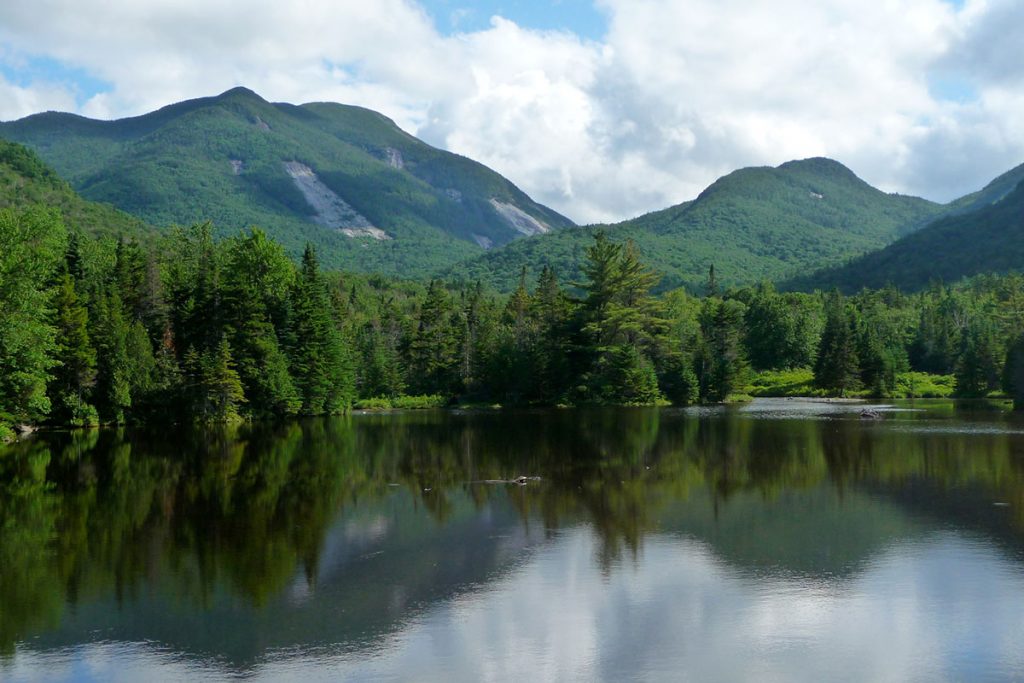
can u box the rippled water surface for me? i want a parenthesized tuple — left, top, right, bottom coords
(3, 399, 1024, 682)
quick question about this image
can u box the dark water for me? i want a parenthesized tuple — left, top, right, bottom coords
(2, 399, 1024, 682)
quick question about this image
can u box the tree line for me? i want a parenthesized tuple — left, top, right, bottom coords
(3, 205, 1024, 438)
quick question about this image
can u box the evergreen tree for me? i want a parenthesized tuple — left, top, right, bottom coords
(1004, 333, 1024, 410)
(813, 291, 861, 396)
(531, 265, 573, 403)
(577, 233, 665, 403)
(223, 229, 300, 416)
(48, 272, 98, 425)
(287, 245, 355, 414)
(91, 291, 133, 423)
(183, 338, 246, 422)
(407, 279, 460, 396)
(745, 282, 801, 371)
(955, 318, 1002, 397)
(696, 298, 748, 402)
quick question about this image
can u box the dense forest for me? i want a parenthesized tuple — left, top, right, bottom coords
(4, 204, 1024, 441)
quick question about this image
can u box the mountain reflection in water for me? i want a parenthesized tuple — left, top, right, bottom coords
(2, 400, 1024, 681)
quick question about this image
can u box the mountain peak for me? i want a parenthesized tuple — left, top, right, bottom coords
(777, 157, 857, 179)
(216, 86, 265, 102)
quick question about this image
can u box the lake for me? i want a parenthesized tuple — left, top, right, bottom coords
(2, 399, 1024, 682)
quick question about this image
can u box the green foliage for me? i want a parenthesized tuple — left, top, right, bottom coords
(955, 319, 1003, 398)
(7, 195, 1024, 431)
(449, 157, 946, 294)
(813, 291, 862, 396)
(0, 139, 151, 241)
(1005, 334, 1024, 410)
(696, 298, 750, 402)
(575, 233, 668, 404)
(794, 176, 1024, 293)
(354, 395, 447, 410)
(287, 245, 356, 414)
(0, 207, 66, 422)
(48, 272, 98, 425)
(0, 88, 573, 280)
(894, 372, 955, 399)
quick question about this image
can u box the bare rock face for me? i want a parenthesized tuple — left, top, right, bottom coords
(472, 234, 494, 250)
(283, 161, 390, 240)
(444, 188, 463, 203)
(383, 147, 404, 170)
(253, 116, 271, 131)
(229, 160, 244, 175)
(489, 199, 550, 236)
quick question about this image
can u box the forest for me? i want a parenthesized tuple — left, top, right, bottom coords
(3, 204, 1024, 440)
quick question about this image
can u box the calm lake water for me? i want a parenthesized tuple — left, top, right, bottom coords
(2, 399, 1024, 682)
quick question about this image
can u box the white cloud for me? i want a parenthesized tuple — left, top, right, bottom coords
(0, 0, 1023, 223)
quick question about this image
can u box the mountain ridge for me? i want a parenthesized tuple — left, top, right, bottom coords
(446, 156, 947, 292)
(0, 87, 574, 277)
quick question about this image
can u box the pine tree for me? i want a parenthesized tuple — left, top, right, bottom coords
(813, 291, 861, 396)
(955, 318, 1002, 397)
(223, 229, 300, 416)
(577, 233, 665, 403)
(407, 279, 459, 396)
(531, 266, 572, 403)
(48, 272, 98, 425)
(287, 244, 355, 414)
(204, 337, 247, 422)
(696, 298, 749, 402)
(1004, 333, 1024, 410)
(91, 291, 133, 423)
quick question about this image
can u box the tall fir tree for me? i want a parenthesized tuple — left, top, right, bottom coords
(813, 291, 861, 396)
(287, 244, 355, 414)
(48, 272, 98, 425)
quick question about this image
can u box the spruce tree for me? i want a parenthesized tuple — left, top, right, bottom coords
(407, 279, 459, 396)
(48, 272, 98, 425)
(1004, 333, 1024, 410)
(287, 244, 355, 414)
(955, 319, 1002, 397)
(813, 291, 861, 396)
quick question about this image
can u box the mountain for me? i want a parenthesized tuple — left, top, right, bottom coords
(448, 157, 945, 292)
(787, 165, 1024, 293)
(0, 138, 150, 239)
(0, 87, 574, 277)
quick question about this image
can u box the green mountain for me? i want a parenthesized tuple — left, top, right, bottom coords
(447, 157, 945, 292)
(0, 87, 574, 277)
(0, 138, 150, 239)
(787, 165, 1024, 293)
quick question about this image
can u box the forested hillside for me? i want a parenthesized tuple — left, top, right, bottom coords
(0, 87, 573, 278)
(791, 177, 1024, 292)
(0, 139, 150, 240)
(448, 157, 945, 292)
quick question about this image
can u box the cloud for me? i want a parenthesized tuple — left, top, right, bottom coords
(0, 0, 1023, 223)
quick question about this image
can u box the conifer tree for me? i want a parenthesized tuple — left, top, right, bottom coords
(223, 229, 299, 416)
(287, 244, 355, 414)
(696, 298, 748, 402)
(1004, 333, 1024, 410)
(813, 291, 861, 396)
(407, 279, 459, 396)
(49, 272, 98, 425)
(955, 319, 1002, 397)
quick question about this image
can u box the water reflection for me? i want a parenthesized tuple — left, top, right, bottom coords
(2, 401, 1024, 681)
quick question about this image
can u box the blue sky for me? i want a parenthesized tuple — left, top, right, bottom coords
(424, 0, 607, 39)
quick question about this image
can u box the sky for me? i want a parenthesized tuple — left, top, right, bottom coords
(1, 0, 1022, 224)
